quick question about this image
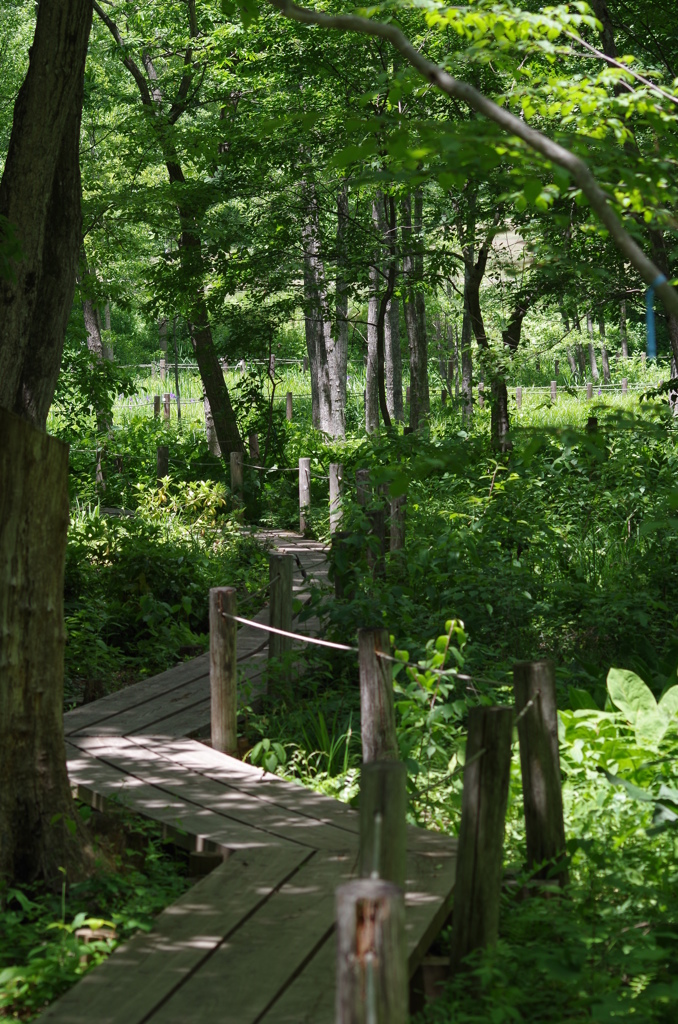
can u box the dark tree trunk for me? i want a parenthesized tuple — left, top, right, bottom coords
(401, 193, 429, 429)
(366, 196, 381, 433)
(460, 305, 474, 423)
(0, 411, 89, 883)
(385, 291, 403, 422)
(332, 182, 350, 438)
(620, 299, 629, 358)
(302, 184, 334, 434)
(490, 379, 512, 452)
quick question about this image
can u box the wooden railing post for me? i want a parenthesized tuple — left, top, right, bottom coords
(329, 463, 343, 534)
(156, 445, 168, 482)
(550, 380, 557, 403)
(622, 377, 628, 396)
(163, 392, 171, 422)
(230, 451, 243, 499)
(209, 586, 238, 755)
(336, 879, 408, 1024)
(516, 386, 522, 410)
(268, 551, 293, 662)
(359, 628, 398, 762)
(299, 457, 311, 533)
(153, 394, 161, 418)
(513, 659, 568, 886)
(286, 391, 293, 421)
(449, 705, 513, 972)
(586, 382, 593, 400)
(359, 761, 406, 888)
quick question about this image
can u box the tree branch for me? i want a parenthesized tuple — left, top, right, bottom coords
(92, 1, 153, 107)
(267, 0, 678, 318)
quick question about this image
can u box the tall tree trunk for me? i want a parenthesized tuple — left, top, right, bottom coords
(587, 313, 600, 381)
(365, 197, 381, 433)
(620, 299, 629, 358)
(600, 316, 611, 384)
(402, 193, 429, 429)
(385, 290, 403, 421)
(490, 379, 511, 452)
(301, 184, 333, 434)
(566, 349, 578, 377)
(331, 182, 350, 438)
(460, 305, 474, 423)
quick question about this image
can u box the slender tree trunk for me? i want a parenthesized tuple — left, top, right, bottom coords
(600, 344, 611, 383)
(301, 184, 333, 435)
(587, 313, 599, 381)
(566, 348, 578, 377)
(331, 181, 350, 438)
(620, 299, 629, 358)
(365, 196, 381, 433)
(490, 379, 511, 451)
(460, 305, 474, 423)
(385, 290, 403, 421)
(401, 193, 429, 429)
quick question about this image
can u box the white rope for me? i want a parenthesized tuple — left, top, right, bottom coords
(220, 610, 357, 651)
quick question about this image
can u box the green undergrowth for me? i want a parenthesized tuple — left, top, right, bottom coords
(0, 802, 190, 1021)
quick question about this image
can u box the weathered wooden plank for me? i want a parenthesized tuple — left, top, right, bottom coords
(39, 844, 312, 1024)
(66, 741, 306, 853)
(257, 933, 336, 1024)
(137, 737, 361, 836)
(154, 850, 355, 1024)
(69, 735, 361, 853)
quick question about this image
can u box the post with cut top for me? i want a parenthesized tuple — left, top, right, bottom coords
(516, 386, 522, 410)
(230, 451, 243, 499)
(586, 382, 593, 400)
(163, 392, 171, 422)
(449, 705, 513, 973)
(513, 659, 569, 887)
(286, 391, 293, 421)
(335, 878, 408, 1024)
(209, 587, 238, 755)
(359, 761, 407, 887)
(299, 456, 311, 534)
(268, 551, 293, 662)
(441, 388, 447, 405)
(550, 380, 557, 403)
(154, 394, 161, 418)
(156, 445, 168, 483)
(359, 627, 398, 763)
(622, 377, 628, 396)
(329, 463, 343, 534)
(641, 351, 647, 369)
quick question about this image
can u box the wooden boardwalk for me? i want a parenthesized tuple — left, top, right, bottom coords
(45, 532, 456, 1024)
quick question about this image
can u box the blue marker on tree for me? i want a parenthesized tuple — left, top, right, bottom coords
(646, 274, 668, 360)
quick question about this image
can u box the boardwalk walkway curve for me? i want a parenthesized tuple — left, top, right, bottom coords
(44, 531, 457, 1024)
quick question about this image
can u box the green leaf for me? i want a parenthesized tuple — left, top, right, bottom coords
(602, 769, 654, 802)
(568, 686, 598, 711)
(659, 684, 678, 717)
(606, 667, 656, 724)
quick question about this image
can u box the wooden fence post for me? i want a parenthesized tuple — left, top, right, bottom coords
(441, 388, 447, 405)
(303, 355, 309, 373)
(230, 451, 243, 499)
(299, 457, 311, 533)
(586, 382, 593, 400)
(359, 627, 398, 762)
(513, 659, 568, 886)
(286, 391, 293, 421)
(154, 394, 161, 418)
(390, 495, 406, 552)
(329, 462, 343, 534)
(209, 587, 238, 755)
(641, 351, 647, 369)
(359, 761, 406, 888)
(550, 380, 557, 403)
(268, 551, 293, 662)
(156, 445, 168, 482)
(622, 377, 628, 396)
(516, 386, 522, 410)
(336, 879, 408, 1024)
(160, 355, 166, 381)
(163, 392, 171, 421)
(554, 358, 559, 377)
(449, 705, 513, 972)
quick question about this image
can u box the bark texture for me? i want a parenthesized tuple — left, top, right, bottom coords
(365, 197, 381, 433)
(0, 411, 88, 883)
(385, 291, 403, 421)
(401, 193, 429, 429)
(0, 0, 92, 427)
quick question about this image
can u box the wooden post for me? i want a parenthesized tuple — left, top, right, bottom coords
(622, 377, 628, 396)
(335, 879, 408, 1024)
(230, 451, 243, 498)
(286, 391, 293, 421)
(160, 355, 166, 381)
(550, 380, 557, 403)
(641, 351, 647, 368)
(554, 358, 559, 377)
(390, 495, 406, 551)
(239, 358, 246, 373)
(356, 468, 371, 508)
(156, 445, 168, 482)
(516, 386, 522, 410)
(329, 462, 343, 534)
(269, 353, 276, 375)
(209, 587, 238, 755)
(449, 705, 513, 972)
(447, 358, 454, 381)
(405, 385, 410, 404)
(586, 382, 593, 400)
(441, 388, 447, 405)
(478, 382, 484, 409)
(513, 660, 568, 886)
(153, 394, 161, 418)
(359, 761, 406, 887)
(248, 432, 260, 461)
(163, 392, 171, 422)
(299, 457, 311, 534)
(303, 355, 309, 373)
(268, 551, 293, 661)
(359, 628, 398, 762)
